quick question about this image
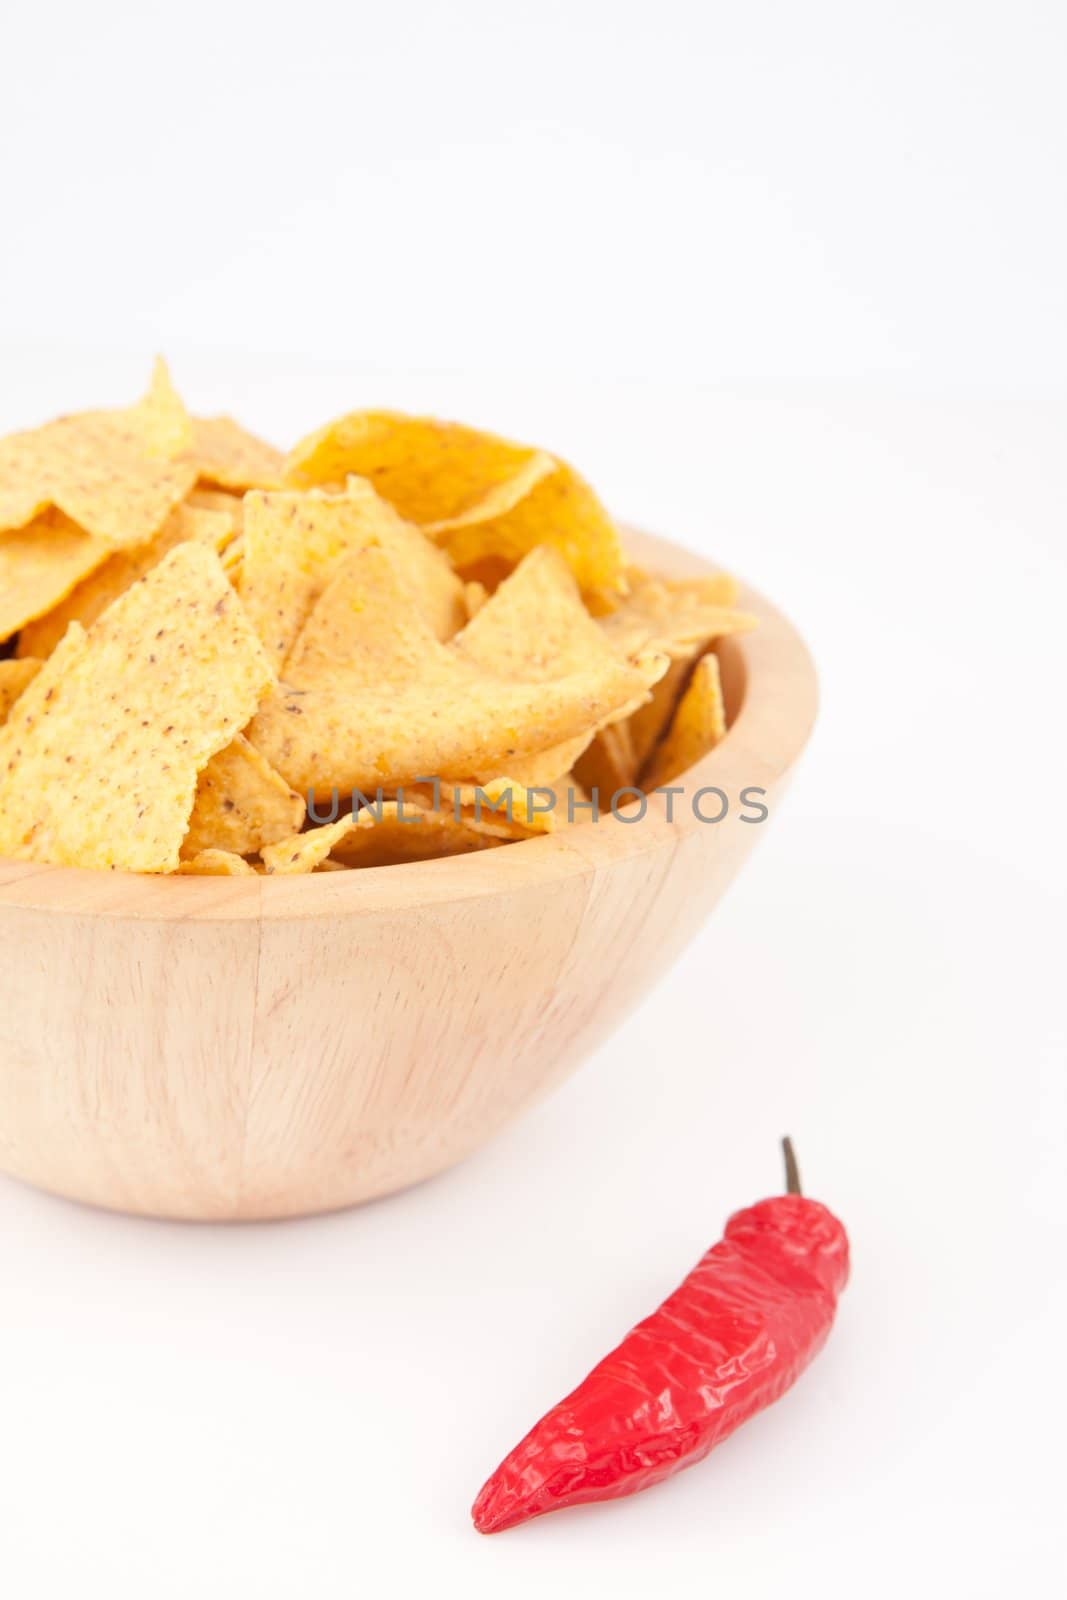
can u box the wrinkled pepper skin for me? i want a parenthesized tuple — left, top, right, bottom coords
(472, 1195, 849, 1534)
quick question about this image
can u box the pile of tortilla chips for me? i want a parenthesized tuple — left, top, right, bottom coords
(0, 363, 756, 875)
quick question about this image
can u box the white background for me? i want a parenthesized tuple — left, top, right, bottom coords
(1, 3, 1065, 1596)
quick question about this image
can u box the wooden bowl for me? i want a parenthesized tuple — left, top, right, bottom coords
(0, 529, 817, 1220)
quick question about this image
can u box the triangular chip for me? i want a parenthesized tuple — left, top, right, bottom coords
(190, 416, 284, 491)
(426, 455, 623, 596)
(454, 548, 662, 787)
(0, 364, 198, 544)
(573, 720, 638, 806)
(600, 573, 754, 659)
(187, 485, 245, 529)
(328, 800, 502, 867)
(182, 733, 305, 858)
(404, 777, 555, 838)
(0, 543, 274, 872)
(249, 545, 654, 798)
(16, 504, 234, 658)
(463, 579, 489, 619)
(468, 731, 594, 790)
(239, 481, 465, 670)
(643, 653, 727, 788)
(284, 410, 624, 594)
(455, 546, 621, 680)
(342, 476, 466, 641)
(114, 356, 194, 459)
(0, 658, 42, 723)
(177, 849, 258, 877)
(285, 410, 531, 520)
(1, 513, 112, 643)
(260, 815, 356, 875)
(626, 654, 690, 772)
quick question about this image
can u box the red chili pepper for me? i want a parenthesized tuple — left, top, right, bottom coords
(472, 1138, 849, 1534)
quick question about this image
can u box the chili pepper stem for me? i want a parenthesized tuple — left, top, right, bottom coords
(782, 1136, 802, 1196)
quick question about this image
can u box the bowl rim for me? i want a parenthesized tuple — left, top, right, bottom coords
(0, 526, 817, 923)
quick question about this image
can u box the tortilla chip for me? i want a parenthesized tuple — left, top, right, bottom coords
(285, 410, 532, 520)
(0, 543, 275, 872)
(626, 654, 690, 772)
(249, 544, 654, 798)
(573, 720, 638, 806)
(456, 546, 633, 681)
(643, 653, 727, 788)
(190, 416, 284, 490)
(220, 533, 244, 575)
(182, 733, 305, 858)
(187, 485, 245, 529)
(16, 504, 234, 658)
(0, 658, 42, 723)
(118, 356, 194, 459)
(601, 573, 754, 659)
(260, 815, 356, 874)
(0, 513, 112, 643)
(455, 550, 665, 790)
(405, 776, 555, 838)
(469, 730, 594, 789)
(285, 410, 624, 594)
(426, 455, 622, 596)
(239, 480, 465, 670)
(0, 365, 198, 544)
(464, 580, 489, 619)
(331, 801, 501, 867)
(177, 848, 258, 877)
(341, 477, 466, 641)
(427, 450, 556, 526)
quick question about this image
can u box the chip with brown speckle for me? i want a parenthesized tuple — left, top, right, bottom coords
(0, 542, 275, 872)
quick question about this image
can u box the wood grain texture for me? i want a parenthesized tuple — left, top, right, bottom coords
(0, 528, 817, 1219)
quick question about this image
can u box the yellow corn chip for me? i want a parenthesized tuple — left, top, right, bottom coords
(182, 733, 305, 858)
(1, 512, 112, 643)
(573, 720, 638, 805)
(187, 485, 245, 529)
(426, 455, 622, 596)
(601, 573, 754, 659)
(260, 815, 356, 874)
(0, 658, 42, 723)
(467, 730, 594, 790)
(16, 504, 234, 658)
(239, 481, 465, 670)
(456, 546, 629, 681)
(116, 356, 194, 459)
(177, 849, 258, 877)
(285, 410, 624, 594)
(220, 533, 244, 576)
(190, 416, 284, 491)
(0, 366, 198, 544)
(455, 549, 666, 790)
(249, 545, 653, 798)
(626, 654, 690, 772)
(464, 579, 489, 619)
(405, 776, 555, 838)
(436, 449, 556, 521)
(643, 653, 727, 788)
(330, 801, 501, 867)
(341, 477, 466, 642)
(0, 543, 275, 872)
(285, 410, 531, 520)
